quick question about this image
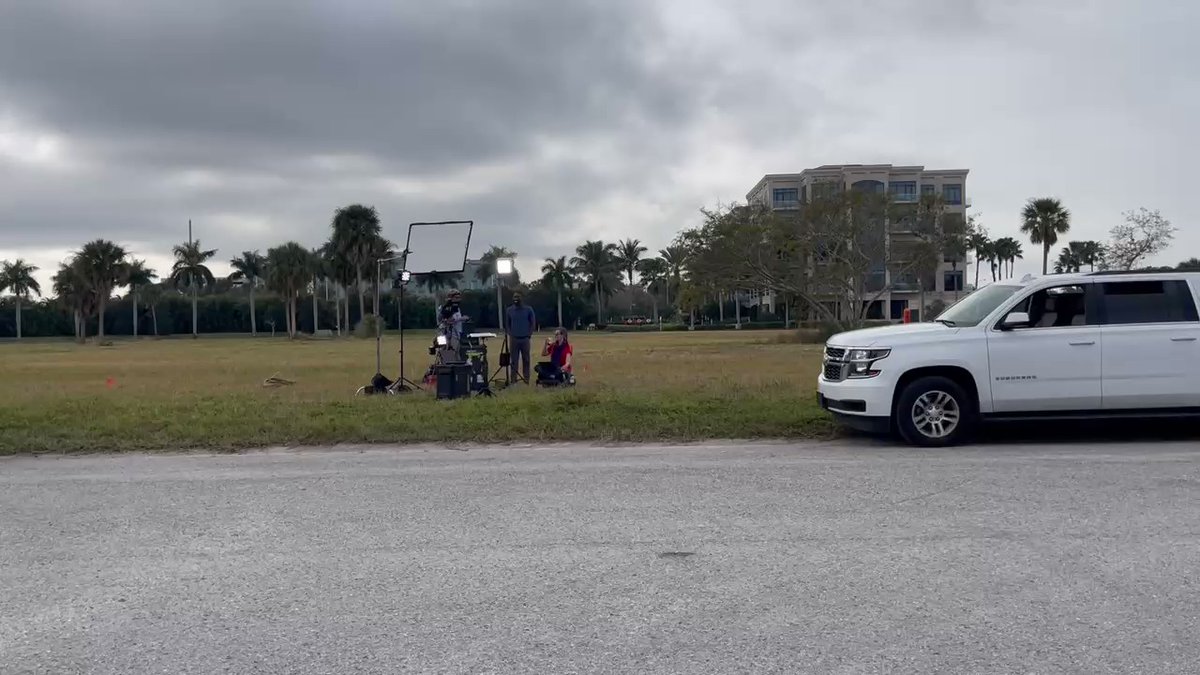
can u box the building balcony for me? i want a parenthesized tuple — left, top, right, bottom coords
(772, 200, 800, 209)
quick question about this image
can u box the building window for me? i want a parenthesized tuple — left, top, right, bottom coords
(943, 184, 963, 205)
(921, 184, 936, 196)
(772, 188, 799, 206)
(889, 181, 917, 202)
(851, 180, 884, 194)
(944, 271, 964, 292)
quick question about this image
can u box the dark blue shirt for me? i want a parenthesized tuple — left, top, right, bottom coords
(506, 304, 536, 338)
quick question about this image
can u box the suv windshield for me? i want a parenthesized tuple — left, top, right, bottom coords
(935, 284, 1021, 327)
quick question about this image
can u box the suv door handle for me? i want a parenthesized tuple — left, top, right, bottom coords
(1069, 340, 1096, 346)
(1171, 337, 1198, 342)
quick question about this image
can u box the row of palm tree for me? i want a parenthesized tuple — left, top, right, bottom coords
(530, 239, 689, 327)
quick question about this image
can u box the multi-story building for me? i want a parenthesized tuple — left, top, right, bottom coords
(746, 163, 971, 321)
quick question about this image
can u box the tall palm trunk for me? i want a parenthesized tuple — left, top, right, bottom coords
(356, 269, 366, 325)
(1041, 243, 1050, 276)
(151, 304, 159, 336)
(191, 282, 198, 338)
(249, 284, 258, 336)
(556, 289, 564, 328)
(15, 299, 21, 340)
(974, 256, 981, 289)
(132, 292, 138, 337)
(98, 298, 107, 340)
(312, 275, 319, 334)
(594, 281, 602, 325)
(343, 284, 351, 337)
(734, 291, 741, 326)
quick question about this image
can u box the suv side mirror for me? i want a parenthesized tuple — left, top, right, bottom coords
(999, 311, 1031, 330)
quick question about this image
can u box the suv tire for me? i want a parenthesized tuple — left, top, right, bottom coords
(894, 376, 976, 447)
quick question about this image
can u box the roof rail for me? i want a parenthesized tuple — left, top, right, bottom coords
(1086, 268, 1182, 276)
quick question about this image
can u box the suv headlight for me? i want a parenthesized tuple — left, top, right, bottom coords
(846, 348, 890, 378)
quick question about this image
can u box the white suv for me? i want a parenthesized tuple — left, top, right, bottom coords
(817, 272, 1200, 446)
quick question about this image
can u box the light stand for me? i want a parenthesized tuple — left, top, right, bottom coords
(490, 257, 515, 388)
(388, 267, 421, 393)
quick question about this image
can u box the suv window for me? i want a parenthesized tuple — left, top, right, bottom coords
(1100, 280, 1199, 324)
(1007, 285, 1090, 328)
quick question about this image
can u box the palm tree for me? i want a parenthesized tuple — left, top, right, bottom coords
(966, 233, 990, 289)
(1074, 240, 1105, 272)
(571, 240, 621, 324)
(540, 256, 574, 327)
(1020, 197, 1071, 275)
(616, 238, 647, 313)
(124, 259, 157, 337)
(659, 245, 689, 309)
(75, 239, 130, 341)
(229, 250, 266, 336)
(266, 242, 316, 339)
(991, 237, 1023, 279)
(329, 204, 382, 322)
(636, 257, 668, 322)
(417, 271, 462, 297)
(171, 239, 217, 337)
(0, 259, 41, 339)
(321, 239, 355, 336)
(141, 283, 164, 336)
(1054, 246, 1082, 274)
(53, 259, 93, 343)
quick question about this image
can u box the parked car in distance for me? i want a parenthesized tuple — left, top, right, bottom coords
(818, 271, 1200, 446)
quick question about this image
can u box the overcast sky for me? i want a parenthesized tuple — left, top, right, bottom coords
(1, 0, 1196, 289)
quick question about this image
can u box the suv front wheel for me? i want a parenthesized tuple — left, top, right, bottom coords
(894, 376, 976, 447)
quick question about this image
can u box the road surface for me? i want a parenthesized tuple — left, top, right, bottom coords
(4, 440, 1200, 674)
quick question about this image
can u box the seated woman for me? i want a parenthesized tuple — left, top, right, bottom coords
(535, 329, 575, 386)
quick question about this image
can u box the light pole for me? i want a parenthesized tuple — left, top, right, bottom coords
(494, 257, 514, 330)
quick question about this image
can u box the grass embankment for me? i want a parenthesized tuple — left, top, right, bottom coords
(0, 331, 830, 454)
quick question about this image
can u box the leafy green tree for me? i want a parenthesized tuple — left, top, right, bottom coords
(636, 257, 668, 321)
(1020, 197, 1071, 275)
(1178, 258, 1200, 271)
(124, 259, 157, 337)
(540, 255, 573, 328)
(571, 240, 621, 324)
(0, 259, 41, 339)
(329, 204, 382, 320)
(75, 239, 129, 340)
(229, 250, 266, 336)
(266, 242, 316, 339)
(171, 240, 217, 337)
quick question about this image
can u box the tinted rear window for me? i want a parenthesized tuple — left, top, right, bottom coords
(1100, 280, 1199, 324)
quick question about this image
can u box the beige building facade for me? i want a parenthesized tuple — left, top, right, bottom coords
(746, 164, 972, 321)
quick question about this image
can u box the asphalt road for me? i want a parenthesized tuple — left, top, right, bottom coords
(4, 440, 1200, 674)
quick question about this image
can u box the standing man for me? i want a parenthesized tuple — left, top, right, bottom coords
(438, 289, 468, 362)
(505, 291, 537, 383)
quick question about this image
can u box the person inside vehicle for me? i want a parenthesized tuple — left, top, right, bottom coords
(535, 328, 575, 385)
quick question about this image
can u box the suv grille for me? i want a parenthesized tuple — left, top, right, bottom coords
(823, 362, 845, 381)
(825, 347, 846, 360)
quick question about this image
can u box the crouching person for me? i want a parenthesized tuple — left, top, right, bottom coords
(535, 329, 575, 386)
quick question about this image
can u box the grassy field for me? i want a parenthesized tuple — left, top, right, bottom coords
(0, 331, 830, 454)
